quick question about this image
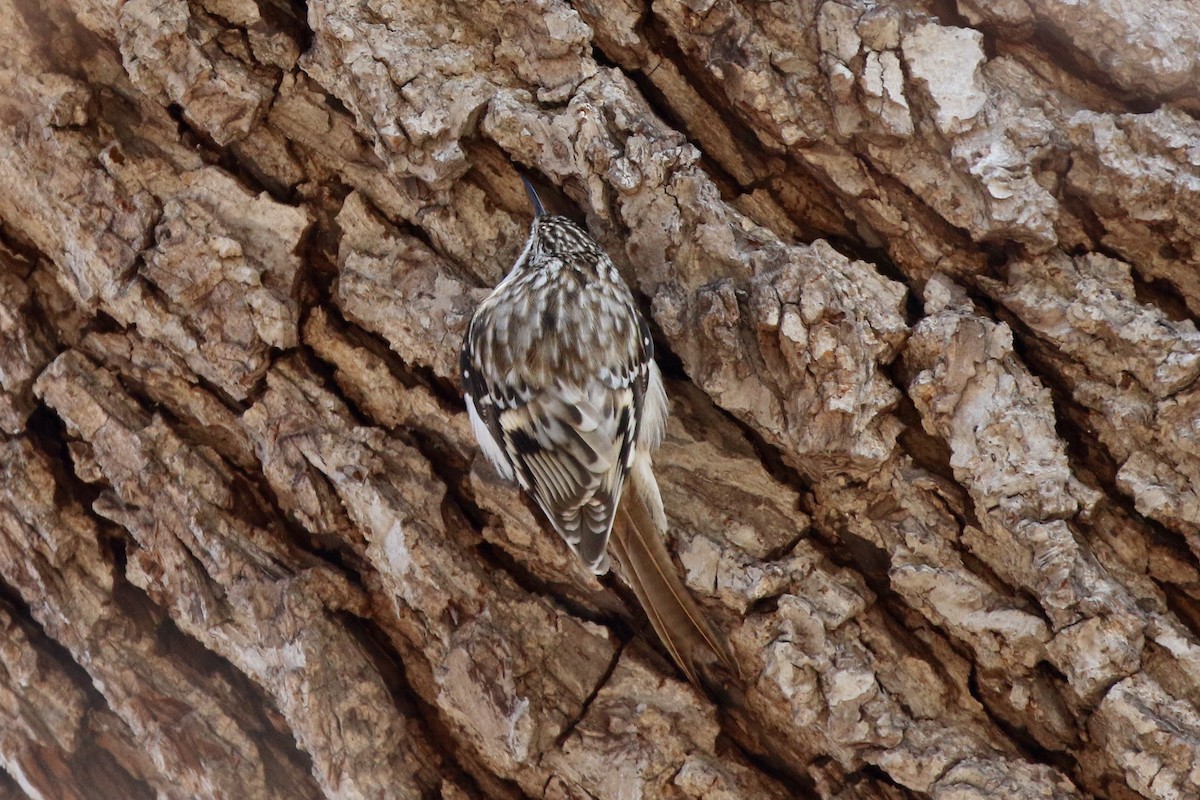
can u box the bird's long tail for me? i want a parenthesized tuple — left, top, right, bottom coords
(608, 462, 737, 687)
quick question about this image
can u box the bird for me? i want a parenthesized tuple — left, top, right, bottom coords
(460, 175, 735, 687)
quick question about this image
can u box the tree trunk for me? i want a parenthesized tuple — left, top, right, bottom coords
(2, 0, 1200, 798)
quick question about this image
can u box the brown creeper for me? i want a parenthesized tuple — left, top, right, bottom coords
(461, 177, 733, 685)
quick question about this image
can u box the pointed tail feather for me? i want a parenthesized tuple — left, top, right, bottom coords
(608, 476, 736, 687)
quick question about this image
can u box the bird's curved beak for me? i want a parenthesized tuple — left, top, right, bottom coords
(521, 174, 547, 218)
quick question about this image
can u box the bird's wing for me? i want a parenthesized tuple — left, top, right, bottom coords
(460, 345, 514, 480)
(462, 330, 641, 573)
(495, 379, 635, 573)
(460, 266, 658, 574)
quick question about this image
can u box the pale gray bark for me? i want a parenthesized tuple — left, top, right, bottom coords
(2, 1, 1200, 798)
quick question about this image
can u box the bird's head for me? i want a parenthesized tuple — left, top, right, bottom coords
(519, 176, 604, 263)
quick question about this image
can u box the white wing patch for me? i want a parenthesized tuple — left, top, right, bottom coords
(638, 361, 668, 451)
(466, 392, 514, 480)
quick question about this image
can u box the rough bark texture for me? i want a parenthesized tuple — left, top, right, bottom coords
(2, 1, 1200, 798)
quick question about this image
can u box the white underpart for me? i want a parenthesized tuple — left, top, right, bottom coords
(629, 362, 670, 533)
(629, 450, 668, 532)
(638, 361, 668, 450)
(465, 392, 513, 479)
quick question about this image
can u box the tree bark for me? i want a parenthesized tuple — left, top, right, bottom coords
(2, 0, 1200, 798)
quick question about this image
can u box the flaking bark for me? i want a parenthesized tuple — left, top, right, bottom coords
(2, 1, 1200, 798)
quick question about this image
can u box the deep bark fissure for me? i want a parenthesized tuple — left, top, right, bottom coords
(331, 609, 469, 799)
(997, 304, 1200, 588)
(5, 1, 1200, 798)
(966, 661, 1088, 790)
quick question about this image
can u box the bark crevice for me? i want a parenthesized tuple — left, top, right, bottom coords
(4, 0, 1200, 798)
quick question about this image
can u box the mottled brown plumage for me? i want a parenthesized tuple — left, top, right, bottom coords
(460, 178, 734, 685)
